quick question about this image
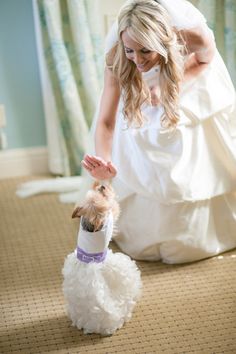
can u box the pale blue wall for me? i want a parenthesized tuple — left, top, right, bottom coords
(0, 0, 46, 149)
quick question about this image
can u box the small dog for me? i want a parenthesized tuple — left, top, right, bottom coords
(62, 180, 142, 335)
(72, 181, 120, 232)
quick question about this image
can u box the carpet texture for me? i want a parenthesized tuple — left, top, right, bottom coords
(0, 177, 236, 354)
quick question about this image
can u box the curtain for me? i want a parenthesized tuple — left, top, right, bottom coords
(33, 0, 104, 176)
(193, 0, 236, 84)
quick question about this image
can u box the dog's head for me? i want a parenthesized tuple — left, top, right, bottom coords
(72, 181, 119, 232)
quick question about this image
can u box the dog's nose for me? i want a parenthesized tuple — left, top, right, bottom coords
(99, 185, 105, 192)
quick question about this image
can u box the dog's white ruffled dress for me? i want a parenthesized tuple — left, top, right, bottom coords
(62, 213, 142, 335)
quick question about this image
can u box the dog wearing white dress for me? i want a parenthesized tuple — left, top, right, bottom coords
(62, 181, 142, 335)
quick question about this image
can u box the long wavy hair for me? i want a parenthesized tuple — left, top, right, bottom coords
(106, 0, 185, 128)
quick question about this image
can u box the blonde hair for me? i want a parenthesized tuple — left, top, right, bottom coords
(106, 0, 184, 128)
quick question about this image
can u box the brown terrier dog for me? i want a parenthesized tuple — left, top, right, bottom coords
(72, 181, 120, 232)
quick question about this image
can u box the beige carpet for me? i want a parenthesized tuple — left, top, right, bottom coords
(0, 177, 236, 354)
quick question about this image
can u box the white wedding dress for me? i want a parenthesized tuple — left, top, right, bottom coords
(103, 0, 236, 263)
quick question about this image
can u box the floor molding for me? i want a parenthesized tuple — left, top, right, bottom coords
(0, 146, 49, 179)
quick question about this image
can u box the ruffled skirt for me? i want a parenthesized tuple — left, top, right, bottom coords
(62, 249, 142, 335)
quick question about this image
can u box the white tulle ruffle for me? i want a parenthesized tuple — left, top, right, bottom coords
(62, 249, 142, 335)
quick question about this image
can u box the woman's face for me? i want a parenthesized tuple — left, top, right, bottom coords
(122, 30, 160, 72)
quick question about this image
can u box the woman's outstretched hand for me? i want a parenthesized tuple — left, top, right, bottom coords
(81, 154, 117, 180)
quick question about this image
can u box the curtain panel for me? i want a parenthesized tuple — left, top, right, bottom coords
(34, 0, 104, 176)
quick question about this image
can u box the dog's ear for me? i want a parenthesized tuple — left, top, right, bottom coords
(72, 206, 83, 219)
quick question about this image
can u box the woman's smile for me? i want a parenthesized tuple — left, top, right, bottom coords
(136, 61, 149, 71)
(122, 30, 160, 72)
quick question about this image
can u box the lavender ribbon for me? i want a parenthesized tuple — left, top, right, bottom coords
(77, 247, 107, 264)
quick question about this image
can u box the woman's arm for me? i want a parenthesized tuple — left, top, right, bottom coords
(181, 26, 216, 63)
(180, 26, 216, 81)
(95, 66, 120, 161)
(151, 26, 216, 102)
(81, 66, 120, 180)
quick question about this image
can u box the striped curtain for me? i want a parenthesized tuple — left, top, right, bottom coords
(36, 0, 104, 176)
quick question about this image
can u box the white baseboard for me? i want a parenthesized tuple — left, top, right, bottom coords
(0, 146, 49, 179)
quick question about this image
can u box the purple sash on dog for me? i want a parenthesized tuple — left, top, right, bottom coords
(76, 213, 113, 263)
(77, 247, 107, 263)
